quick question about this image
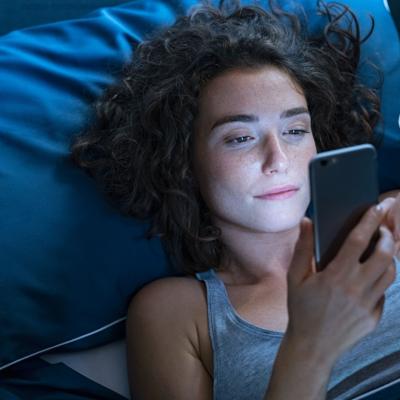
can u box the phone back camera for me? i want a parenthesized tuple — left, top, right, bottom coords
(321, 160, 329, 166)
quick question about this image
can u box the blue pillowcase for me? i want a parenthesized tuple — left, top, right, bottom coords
(301, 0, 400, 193)
(0, 0, 399, 372)
(0, 0, 193, 371)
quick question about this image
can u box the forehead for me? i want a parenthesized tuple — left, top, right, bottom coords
(196, 66, 307, 123)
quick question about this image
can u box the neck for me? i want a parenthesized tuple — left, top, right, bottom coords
(217, 223, 301, 285)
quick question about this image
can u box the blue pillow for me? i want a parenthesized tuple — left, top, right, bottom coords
(299, 0, 400, 193)
(0, 0, 399, 373)
(0, 0, 196, 371)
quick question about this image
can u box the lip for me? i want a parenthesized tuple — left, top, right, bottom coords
(255, 185, 299, 200)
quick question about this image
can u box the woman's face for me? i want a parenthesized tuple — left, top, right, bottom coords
(193, 66, 317, 234)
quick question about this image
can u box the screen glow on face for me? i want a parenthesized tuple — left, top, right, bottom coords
(193, 66, 317, 235)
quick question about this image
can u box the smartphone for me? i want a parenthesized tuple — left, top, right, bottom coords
(309, 144, 380, 272)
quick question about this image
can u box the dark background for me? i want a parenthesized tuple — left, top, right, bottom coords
(388, 0, 400, 36)
(0, 0, 129, 36)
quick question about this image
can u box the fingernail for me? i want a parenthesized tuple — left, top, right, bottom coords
(375, 204, 383, 213)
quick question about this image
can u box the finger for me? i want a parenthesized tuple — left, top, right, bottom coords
(392, 194, 400, 241)
(395, 241, 400, 260)
(362, 226, 396, 301)
(380, 196, 396, 214)
(366, 225, 396, 268)
(334, 203, 387, 267)
(370, 294, 386, 327)
(381, 197, 397, 236)
(367, 261, 396, 311)
(287, 218, 314, 285)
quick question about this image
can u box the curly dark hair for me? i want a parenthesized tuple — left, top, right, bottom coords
(70, 0, 381, 275)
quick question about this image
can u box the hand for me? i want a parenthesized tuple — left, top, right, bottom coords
(379, 192, 400, 259)
(286, 204, 397, 367)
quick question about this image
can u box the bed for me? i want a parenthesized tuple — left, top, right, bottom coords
(0, 0, 399, 398)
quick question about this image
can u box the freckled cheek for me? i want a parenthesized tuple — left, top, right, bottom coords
(295, 140, 317, 167)
(287, 147, 314, 184)
(207, 158, 236, 185)
(301, 150, 315, 167)
(197, 153, 252, 209)
(203, 154, 255, 193)
(298, 146, 316, 197)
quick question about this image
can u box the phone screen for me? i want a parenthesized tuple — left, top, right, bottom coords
(309, 144, 379, 271)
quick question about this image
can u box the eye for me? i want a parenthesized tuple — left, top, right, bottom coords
(284, 129, 310, 136)
(225, 135, 254, 145)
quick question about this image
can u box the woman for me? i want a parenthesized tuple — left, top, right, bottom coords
(71, 1, 400, 398)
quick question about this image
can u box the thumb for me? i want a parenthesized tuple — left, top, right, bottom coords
(288, 217, 315, 285)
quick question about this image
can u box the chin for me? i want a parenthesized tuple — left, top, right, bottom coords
(253, 212, 305, 233)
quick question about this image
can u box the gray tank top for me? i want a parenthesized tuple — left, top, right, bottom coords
(196, 260, 400, 400)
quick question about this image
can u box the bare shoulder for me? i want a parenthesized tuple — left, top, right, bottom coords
(126, 275, 209, 354)
(127, 275, 206, 324)
(126, 275, 212, 399)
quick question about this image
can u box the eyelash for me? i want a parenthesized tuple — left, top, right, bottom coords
(226, 129, 310, 145)
(284, 129, 310, 137)
(226, 136, 253, 144)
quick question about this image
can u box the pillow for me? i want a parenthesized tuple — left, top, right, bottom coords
(0, 0, 399, 373)
(0, 0, 197, 371)
(0, 0, 129, 36)
(299, 0, 400, 193)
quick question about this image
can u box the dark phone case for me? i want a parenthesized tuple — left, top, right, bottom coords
(309, 144, 379, 271)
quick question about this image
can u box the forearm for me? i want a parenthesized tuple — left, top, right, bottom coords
(263, 333, 335, 400)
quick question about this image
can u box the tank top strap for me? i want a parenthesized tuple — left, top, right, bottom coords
(195, 268, 284, 400)
(195, 268, 230, 318)
(195, 268, 286, 337)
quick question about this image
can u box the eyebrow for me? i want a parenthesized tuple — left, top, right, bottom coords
(210, 107, 310, 130)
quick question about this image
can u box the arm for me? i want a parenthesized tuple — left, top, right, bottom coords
(127, 197, 399, 400)
(264, 333, 334, 400)
(126, 278, 212, 400)
(128, 277, 335, 400)
(265, 201, 397, 400)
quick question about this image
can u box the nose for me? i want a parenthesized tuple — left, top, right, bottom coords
(261, 133, 289, 175)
